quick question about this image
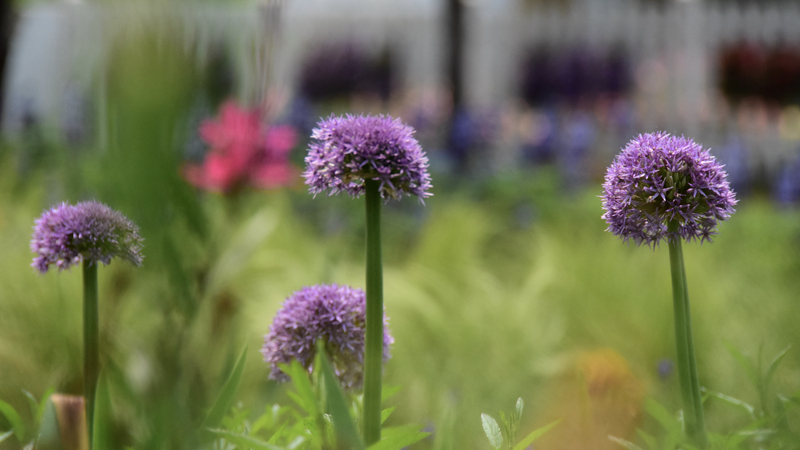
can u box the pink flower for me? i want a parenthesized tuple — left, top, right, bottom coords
(183, 101, 299, 193)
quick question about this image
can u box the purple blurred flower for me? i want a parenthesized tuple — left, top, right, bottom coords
(304, 114, 432, 201)
(261, 284, 393, 390)
(31, 201, 144, 273)
(601, 132, 737, 246)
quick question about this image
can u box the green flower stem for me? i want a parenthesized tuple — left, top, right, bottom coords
(667, 224, 707, 448)
(83, 260, 99, 450)
(363, 179, 384, 446)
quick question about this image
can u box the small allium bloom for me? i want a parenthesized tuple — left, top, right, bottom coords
(261, 284, 393, 390)
(602, 132, 737, 246)
(31, 201, 143, 273)
(304, 114, 432, 201)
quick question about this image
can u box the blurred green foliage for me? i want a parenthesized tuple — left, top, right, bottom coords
(2, 8, 800, 449)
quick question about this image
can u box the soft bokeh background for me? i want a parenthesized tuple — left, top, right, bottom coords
(1, 0, 800, 449)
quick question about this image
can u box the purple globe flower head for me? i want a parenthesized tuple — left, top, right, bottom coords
(304, 114, 432, 202)
(602, 132, 737, 246)
(261, 283, 393, 390)
(31, 201, 144, 273)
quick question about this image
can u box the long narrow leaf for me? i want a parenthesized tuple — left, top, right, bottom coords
(283, 361, 319, 418)
(700, 387, 756, 419)
(481, 414, 503, 450)
(0, 430, 12, 444)
(317, 344, 365, 450)
(608, 436, 644, 450)
(201, 345, 248, 433)
(644, 398, 680, 435)
(35, 397, 60, 450)
(512, 419, 560, 450)
(207, 428, 287, 450)
(723, 342, 759, 388)
(368, 424, 430, 450)
(381, 407, 395, 425)
(636, 429, 657, 450)
(765, 346, 791, 395)
(0, 399, 25, 442)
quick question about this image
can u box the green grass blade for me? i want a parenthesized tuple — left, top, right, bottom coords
(0, 430, 12, 444)
(207, 428, 287, 450)
(367, 424, 430, 450)
(723, 342, 759, 388)
(512, 419, 560, 450)
(381, 406, 395, 425)
(317, 344, 365, 450)
(700, 387, 756, 419)
(635, 429, 657, 450)
(481, 414, 502, 450)
(282, 361, 319, 418)
(608, 436, 643, 450)
(0, 399, 26, 442)
(35, 397, 61, 450)
(765, 346, 791, 396)
(644, 398, 680, 435)
(201, 345, 248, 434)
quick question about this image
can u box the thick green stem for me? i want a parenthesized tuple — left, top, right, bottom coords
(83, 261, 99, 450)
(362, 179, 384, 445)
(667, 225, 707, 448)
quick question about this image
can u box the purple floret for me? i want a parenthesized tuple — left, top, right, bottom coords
(30, 201, 144, 273)
(601, 132, 737, 246)
(303, 114, 432, 201)
(261, 284, 393, 390)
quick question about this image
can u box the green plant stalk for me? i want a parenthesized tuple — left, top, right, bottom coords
(362, 179, 384, 445)
(667, 225, 707, 448)
(83, 260, 99, 450)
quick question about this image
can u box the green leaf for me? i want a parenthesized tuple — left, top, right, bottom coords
(764, 346, 791, 397)
(481, 414, 503, 450)
(37, 387, 55, 425)
(207, 428, 287, 450)
(608, 435, 644, 450)
(700, 387, 756, 419)
(381, 406, 395, 424)
(367, 424, 430, 450)
(382, 385, 402, 403)
(724, 342, 759, 388)
(317, 343, 364, 450)
(35, 397, 60, 450)
(0, 399, 25, 442)
(200, 345, 248, 436)
(635, 429, 657, 450)
(0, 430, 12, 444)
(282, 361, 319, 418)
(22, 390, 38, 423)
(512, 418, 560, 450)
(644, 398, 680, 435)
(515, 398, 524, 423)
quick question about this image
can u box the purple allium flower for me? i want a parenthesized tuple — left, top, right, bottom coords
(31, 201, 144, 273)
(304, 114, 432, 201)
(601, 132, 737, 246)
(261, 284, 393, 390)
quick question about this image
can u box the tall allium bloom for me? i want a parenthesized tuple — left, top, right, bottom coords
(31, 201, 142, 450)
(601, 132, 736, 449)
(304, 114, 432, 201)
(31, 201, 143, 272)
(261, 284, 393, 390)
(304, 114, 430, 445)
(601, 132, 736, 246)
